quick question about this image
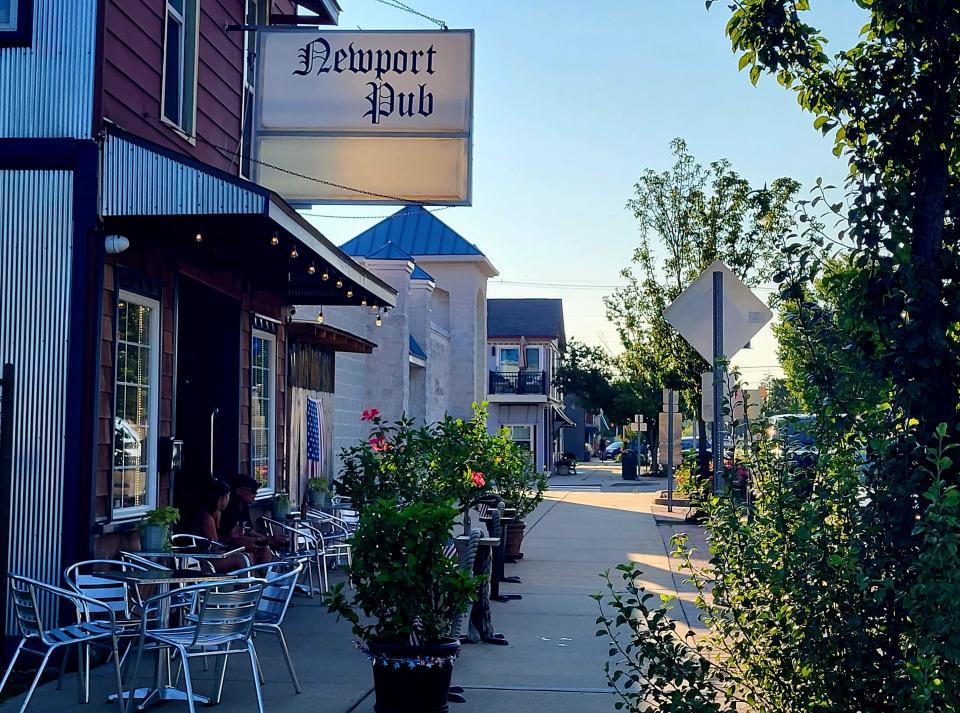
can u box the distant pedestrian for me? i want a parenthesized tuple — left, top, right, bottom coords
(599, 437, 607, 462)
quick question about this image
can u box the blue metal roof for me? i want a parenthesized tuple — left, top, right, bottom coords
(365, 241, 415, 261)
(410, 264, 435, 281)
(409, 335, 428, 360)
(341, 206, 486, 258)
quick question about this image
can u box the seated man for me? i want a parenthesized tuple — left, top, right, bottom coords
(218, 473, 281, 564)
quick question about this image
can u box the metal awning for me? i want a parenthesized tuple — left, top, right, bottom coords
(287, 321, 376, 354)
(553, 405, 576, 428)
(99, 127, 396, 309)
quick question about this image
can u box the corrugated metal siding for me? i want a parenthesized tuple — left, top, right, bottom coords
(0, 0, 96, 138)
(100, 134, 266, 216)
(0, 170, 74, 631)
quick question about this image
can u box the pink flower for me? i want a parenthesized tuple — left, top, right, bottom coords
(471, 471, 485, 488)
(361, 408, 381, 422)
(369, 435, 388, 452)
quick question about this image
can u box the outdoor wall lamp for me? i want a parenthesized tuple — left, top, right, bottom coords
(104, 234, 130, 254)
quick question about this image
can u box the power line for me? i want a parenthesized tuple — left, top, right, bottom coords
(371, 0, 448, 29)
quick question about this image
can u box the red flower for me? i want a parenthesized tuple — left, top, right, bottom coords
(471, 471, 485, 487)
(361, 408, 381, 422)
(369, 435, 388, 452)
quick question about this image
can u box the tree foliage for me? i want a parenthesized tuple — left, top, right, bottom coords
(596, 3, 960, 710)
(606, 138, 798, 472)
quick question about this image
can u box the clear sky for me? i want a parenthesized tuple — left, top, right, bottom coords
(303, 0, 868, 385)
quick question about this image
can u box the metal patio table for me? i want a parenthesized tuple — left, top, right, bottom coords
(95, 568, 236, 710)
(124, 546, 247, 572)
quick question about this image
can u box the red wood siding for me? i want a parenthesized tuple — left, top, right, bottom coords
(94, 244, 289, 558)
(99, 0, 297, 174)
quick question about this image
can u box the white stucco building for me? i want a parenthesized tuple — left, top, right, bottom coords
(300, 206, 498, 468)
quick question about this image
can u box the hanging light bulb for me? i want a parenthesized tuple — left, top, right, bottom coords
(321, 270, 329, 281)
(361, 297, 367, 307)
(270, 233, 279, 246)
(308, 263, 316, 275)
(346, 288, 354, 298)
(375, 310, 382, 327)
(370, 304, 378, 312)
(317, 308, 324, 324)
(290, 244, 299, 259)
(335, 279, 343, 289)
(194, 232, 203, 244)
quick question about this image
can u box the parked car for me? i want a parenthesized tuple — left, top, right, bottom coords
(680, 436, 711, 454)
(604, 441, 623, 459)
(766, 414, 817, 468)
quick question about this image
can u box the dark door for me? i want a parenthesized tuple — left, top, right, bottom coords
(174, 278, 240, 515)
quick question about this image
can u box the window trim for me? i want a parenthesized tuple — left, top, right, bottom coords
(160, 0, 199, 139)
(250, 329, 277, 495)
(111, 290, 162, 520)
(0, 0, 32, 47)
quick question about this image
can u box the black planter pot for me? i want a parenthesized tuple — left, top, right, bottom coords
(367, 637, 460, 713)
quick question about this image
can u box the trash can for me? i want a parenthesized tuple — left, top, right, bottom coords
(621, 448, 638, 480)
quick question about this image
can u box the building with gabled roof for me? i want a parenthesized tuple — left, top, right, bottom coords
(303, 207, 498, 466)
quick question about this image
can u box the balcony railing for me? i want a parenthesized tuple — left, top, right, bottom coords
(488, 370, 546, 396)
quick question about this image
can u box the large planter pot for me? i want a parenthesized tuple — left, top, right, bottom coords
(367, 638, 460, 713)
(139, 524, 168, 551)
(504, 520, 526, 562)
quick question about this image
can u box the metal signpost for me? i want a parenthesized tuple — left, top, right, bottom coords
(664, 260, 773, 496)
(658, 390, 681, 512)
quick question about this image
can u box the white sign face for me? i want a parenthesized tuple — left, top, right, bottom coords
(254, 29, 474, 205)
(664, 261, 773, 363)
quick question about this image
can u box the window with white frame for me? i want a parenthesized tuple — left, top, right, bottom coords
(113, 292, 161, 516)
(239, 0, 267, 178)
(250, 330, 276, 492)
(507, 425, 535, 455)
(0, 0, 30, 44)
(162, 0, 199, 135)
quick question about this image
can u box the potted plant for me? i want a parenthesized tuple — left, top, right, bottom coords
(139, 506, 179, 551)
(328, 408, 483, 712)
(491, 433, 549, 561)
(274, 491, 291, 520)
(325, 499, 479, 713)
(306, 477, 330, 508)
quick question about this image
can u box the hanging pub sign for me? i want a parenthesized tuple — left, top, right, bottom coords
(254, 28, 474, 205)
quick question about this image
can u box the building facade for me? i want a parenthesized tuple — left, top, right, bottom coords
(0, 0, 394, 634)
(486, 299, 574, 472)
(301, 206, 499, 467)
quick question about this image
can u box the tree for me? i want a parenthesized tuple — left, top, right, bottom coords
(555, 339, 660, 457)
(758, 375, 800, 416)
(606, 138, 798, 478)
(596, 5, 960, 711)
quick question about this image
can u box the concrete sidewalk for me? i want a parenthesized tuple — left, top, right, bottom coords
(0, 464, 682, 712)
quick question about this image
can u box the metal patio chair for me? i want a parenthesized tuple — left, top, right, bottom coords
(305, 508, 354, 571)
(261, 516, 330, 595)
(227, 561, 305, 693)
(0, 574, 127, 713)
(128, 578, 266, 713)
(63, 559, 158, 681)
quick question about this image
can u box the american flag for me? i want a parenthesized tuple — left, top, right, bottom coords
(306, 397, 324, 480)
(444, 539, 458, 561)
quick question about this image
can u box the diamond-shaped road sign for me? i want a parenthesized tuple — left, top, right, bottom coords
(663, 260, 773, 363)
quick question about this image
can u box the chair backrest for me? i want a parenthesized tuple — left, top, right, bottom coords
(64, 559, 149, 620)
(191, 578, 264, 646)
(120, 552, 172, 571)
(257, 564, 302, 625)
(9, 575, 44, 640)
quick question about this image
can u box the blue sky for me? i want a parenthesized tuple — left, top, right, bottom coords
(304, 1, 868, 383)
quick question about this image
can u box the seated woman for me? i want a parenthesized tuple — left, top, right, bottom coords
(191, 479, 249, 572)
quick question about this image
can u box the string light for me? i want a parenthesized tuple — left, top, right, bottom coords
(375, 310, 382, 327)
(361, 298, 367, 306)
(336, 279, 343, 289)
(346, 288, 354, 298)
(194, 233, 203, 244)
(321, 270, 329, 281)
(290, 245, 299, 259)
(317, 308, 324, 324)
(308, 263, 316, 275)
(270, 233, 279, 246)
(370, 304, 378, 312)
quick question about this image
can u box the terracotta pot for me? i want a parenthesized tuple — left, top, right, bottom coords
(504, 520, 526, 561)
(367, 638, 459, 713)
